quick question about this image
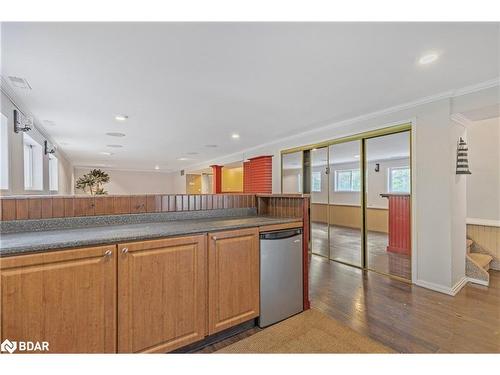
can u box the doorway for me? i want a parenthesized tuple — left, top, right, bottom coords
(282, 124, 412, 281)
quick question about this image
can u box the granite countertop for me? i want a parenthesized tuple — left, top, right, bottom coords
(0, 215, 301, 256)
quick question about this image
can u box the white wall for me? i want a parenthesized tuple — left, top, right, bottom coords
(450, 121, 467, 287)
(0, 91, 73, 195)
(466, 117, 500, 222)
(179, 85, 499, 294)
(282, 168, 302, 193)
(74, 167, 175, 195)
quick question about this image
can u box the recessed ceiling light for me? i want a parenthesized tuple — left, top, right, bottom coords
(231, 133, 240, 139)
(114, 115, 128, 121)
(354, 154, 360, 158)
(106, 144, 123, 148)
(177, 157, 189, 161)
(205, 144, 218, 148)
(418, 53, 439, 65)
(154, 165, 160, 170)
(106, 132, 126, 137)
(99, 152, 113, 156)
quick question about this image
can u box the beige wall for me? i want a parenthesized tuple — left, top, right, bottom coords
(74, 167, 175, 195)
(311, 203, 388, 233)
(0, 92, 73, 196)
(186, 174, 202, 194)
(222, 166, 243, 192)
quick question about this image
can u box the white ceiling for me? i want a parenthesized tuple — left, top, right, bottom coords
(2, 22, 499, 171)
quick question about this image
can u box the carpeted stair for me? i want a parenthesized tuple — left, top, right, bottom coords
(466, 239, 492, 286)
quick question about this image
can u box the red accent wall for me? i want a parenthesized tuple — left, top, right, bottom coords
(243, 161, 252, 193)
(210, 165, 223, 194)
(385, 194, 411, 255)
(244, 156, 273, 194)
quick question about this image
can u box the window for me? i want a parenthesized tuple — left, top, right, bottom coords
(334, 169, 360, 192)
(23, 133, 43, 191)
(0, 113, 8, 189)
(311, 171, 321, 192)
(49, 154, 59, 191)
(388, 166, 410, 193)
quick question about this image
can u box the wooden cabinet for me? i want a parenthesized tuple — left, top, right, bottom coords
(117, 235, 206, 353)
(208, 228, 260, 335)
(0, 226, 264, 353)
(0, 245, 116, 353)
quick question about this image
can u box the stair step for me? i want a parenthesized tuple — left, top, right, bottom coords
(466, 239, 473, 253)
(469, 253, 493, 270)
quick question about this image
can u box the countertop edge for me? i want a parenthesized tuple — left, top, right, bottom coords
(0, 217, 303, 257)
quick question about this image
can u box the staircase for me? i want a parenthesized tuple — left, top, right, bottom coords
(466, 239, 492, 286)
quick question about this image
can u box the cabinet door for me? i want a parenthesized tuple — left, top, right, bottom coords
(208, 228, 259, 335)
(118, 235, 206, 353)
(0, 245, 116, 353)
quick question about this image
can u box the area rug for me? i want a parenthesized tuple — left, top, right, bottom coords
(216, 308, 395, 353)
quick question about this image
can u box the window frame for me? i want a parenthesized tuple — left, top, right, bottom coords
(23, 133, 43, 191)
(334, 168, 361, 192)
(387, 166, 410, 193)
(311, 171, 321, 192)
(49, 154, 59, 192)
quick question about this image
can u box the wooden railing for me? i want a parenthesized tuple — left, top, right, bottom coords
(0, 193, 309, 221)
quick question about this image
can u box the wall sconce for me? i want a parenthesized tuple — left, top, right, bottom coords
(456, 137, 471, 175)
(44, 140, 56, 155)
(13, 109, 33, 133)
(375, 163, 380, 172)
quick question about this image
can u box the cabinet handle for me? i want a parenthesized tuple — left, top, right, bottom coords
(104, 250, 112, 257)
(121, 247, 129, 254)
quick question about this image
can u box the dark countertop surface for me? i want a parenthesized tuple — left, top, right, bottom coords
(0, 216, 301, 256)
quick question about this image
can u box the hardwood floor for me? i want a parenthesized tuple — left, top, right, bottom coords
(197, 255, 500, 353)
(312, 222, 411, 280)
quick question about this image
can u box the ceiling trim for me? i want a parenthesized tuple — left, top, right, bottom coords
(184, 78, 500, 172)
(450, 113, 474, 128)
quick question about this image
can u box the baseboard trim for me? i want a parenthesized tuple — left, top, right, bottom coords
(466, 277, 489, 286)
(451, 277, 468, 295)
(415, 276, 468, 296)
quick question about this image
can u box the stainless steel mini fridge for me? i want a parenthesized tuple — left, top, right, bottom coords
(258, 228, 303, 328)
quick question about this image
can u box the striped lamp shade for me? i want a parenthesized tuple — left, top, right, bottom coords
(456, 137, 471, 175)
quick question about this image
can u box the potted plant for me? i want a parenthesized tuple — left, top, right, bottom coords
(75, 169, 110, 195)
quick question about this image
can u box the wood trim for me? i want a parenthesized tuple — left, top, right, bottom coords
(259, 221, 303, 232)
(0, 193, 263, 221)
(302, 196, 310, 310)
(0, 194, 308, 221)
(0, 245, 116, 269)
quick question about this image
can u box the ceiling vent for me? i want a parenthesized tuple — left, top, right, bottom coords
(8, 76, 32, 90)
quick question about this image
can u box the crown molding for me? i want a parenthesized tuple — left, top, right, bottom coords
(183, 78, 500, 173)
(451, 113, 474, 128)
